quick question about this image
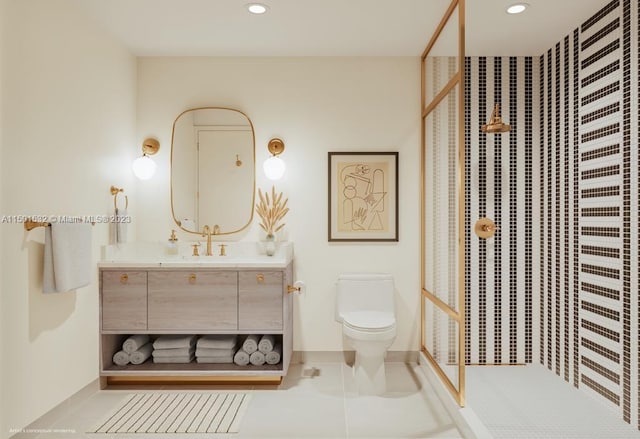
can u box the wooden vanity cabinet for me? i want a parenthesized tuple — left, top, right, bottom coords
(101, 271, 147, 331)
(98, 263, 293, 382)
(148, 271, 237, 331)
(238, 271, 283, 331)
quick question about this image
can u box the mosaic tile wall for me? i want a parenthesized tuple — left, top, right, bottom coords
(464, 56, 538, 366)
(536, 0, 639, 427)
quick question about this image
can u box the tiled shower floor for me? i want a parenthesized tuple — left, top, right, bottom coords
(465, 363, 640, 439)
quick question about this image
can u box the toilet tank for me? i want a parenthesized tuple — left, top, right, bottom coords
(336, 273, 395, 322)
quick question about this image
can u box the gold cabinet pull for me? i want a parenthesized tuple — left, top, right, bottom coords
(256, 273, 264, 283)
(189, 273, 197, 284)
(120, 274, 128, 284)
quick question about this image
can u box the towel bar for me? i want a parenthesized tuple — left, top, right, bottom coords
(24, 220, 51, 231)
(24, 219, 95, 231)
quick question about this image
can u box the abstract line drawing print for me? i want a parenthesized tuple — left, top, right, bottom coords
(337, 161, 389, 233)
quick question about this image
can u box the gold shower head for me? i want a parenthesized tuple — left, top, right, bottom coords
(481, 103, 511, 133)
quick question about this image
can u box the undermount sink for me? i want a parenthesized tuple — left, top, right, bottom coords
(99, 241, 293, 268)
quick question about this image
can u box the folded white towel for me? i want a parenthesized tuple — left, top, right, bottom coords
(123, 334, 150, 354)
(130, 343, 153, 365)
(265, 344, 282, 365)
(152, 347, 195, 358)
(258, 335, 276, 354)
(196, 355, 234, 364)
(197, 335, 238, 349)
(242, 334, 260, 354)
(196, 347, 236, 358)
(153, 335, 196, 350)
(233, 349, 250, 366)
(112, 350, 130, 366)
(43, 223, 92, 294)
(249, 350, 266, 366)
(153, 354, 194, 364)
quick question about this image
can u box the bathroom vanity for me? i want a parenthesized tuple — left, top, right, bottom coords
(98, 242, 294, 386)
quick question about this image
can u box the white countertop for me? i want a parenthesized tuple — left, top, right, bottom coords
(99, 241, 293, 269)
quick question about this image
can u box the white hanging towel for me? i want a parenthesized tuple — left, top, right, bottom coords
(110, 207, 127, 244)
(43, 223, 92, 293)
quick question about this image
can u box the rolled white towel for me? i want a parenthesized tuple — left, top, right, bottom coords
(196, 355, 234, 364)
(113, 350, 130, 366)
(234, 349, 250, 366)
(249, 350, 266, 366)
(152, 347, 195, 358)
(265, 344, 282, 365)
(122, 334, 150, 354)
(197, 335, 238, 349)
(196, 347, 235, 358)
(258, 335, 276, 354)
(153, 335, 196, 350)
(242, 334, 260, 354)
(130, 343, 153, 365)
(152, 354, 194, 364)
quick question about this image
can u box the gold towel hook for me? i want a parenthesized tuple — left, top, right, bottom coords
(110, 185, 128, 210)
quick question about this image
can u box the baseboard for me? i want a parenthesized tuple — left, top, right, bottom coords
(291, 350, 419, 364)
(418, 352, 494, 439)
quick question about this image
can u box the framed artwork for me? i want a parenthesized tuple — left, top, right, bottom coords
(328, 151, 398, 242)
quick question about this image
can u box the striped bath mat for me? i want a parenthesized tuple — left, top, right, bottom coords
(90, 393, 251, 434)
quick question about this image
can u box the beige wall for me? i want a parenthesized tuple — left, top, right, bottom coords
(136, 57, 421, 352)
(0, 0, 5, 436)
(0, 0, 136, 436)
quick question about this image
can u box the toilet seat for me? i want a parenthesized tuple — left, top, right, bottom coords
(342, 311, 396, 342)
(342, 311, 396, 331)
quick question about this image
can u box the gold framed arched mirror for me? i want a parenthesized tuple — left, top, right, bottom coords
(171, 107, 255, 236)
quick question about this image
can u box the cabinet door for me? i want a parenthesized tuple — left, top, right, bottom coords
(102, 271, 147, 331)
(148, 271, 237, 331)
(239, 271, 283, 331)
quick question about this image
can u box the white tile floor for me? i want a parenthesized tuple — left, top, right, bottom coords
(465, 364, 640, 439)
(11, 362, 463, 439)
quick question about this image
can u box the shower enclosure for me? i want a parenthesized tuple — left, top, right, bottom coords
(422, 0, 640, 435)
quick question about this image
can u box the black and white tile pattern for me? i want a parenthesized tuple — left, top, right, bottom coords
(427, 0, 640, 428)
(464, 56, 537, 365)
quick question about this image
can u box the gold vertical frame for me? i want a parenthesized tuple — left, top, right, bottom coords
(420, 0, 465, 406)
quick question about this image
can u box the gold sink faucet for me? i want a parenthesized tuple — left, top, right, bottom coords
(202, 225, 213, 256)
(202, 224, 221, 256)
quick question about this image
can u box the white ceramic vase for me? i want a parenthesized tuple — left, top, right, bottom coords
(264, 233, 276, 256)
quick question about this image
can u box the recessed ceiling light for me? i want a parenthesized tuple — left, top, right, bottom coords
(247, 3, 269, 14)
(506, 3, 528, 14)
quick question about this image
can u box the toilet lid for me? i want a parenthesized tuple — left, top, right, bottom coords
(343, 311, 395, 330)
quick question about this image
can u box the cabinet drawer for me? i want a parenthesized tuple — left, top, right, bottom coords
(102, 271, 147, 331)
(239, 271, 283, 331)
(148, 271, 238, 331)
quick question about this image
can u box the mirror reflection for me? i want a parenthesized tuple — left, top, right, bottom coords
(171, 107, 255, 235)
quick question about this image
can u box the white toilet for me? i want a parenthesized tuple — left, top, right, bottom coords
(335, 273, 397, 395)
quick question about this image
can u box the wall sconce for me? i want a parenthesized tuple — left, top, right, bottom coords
(132, 138, 160, 180)
(263, 138, 286, 180)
